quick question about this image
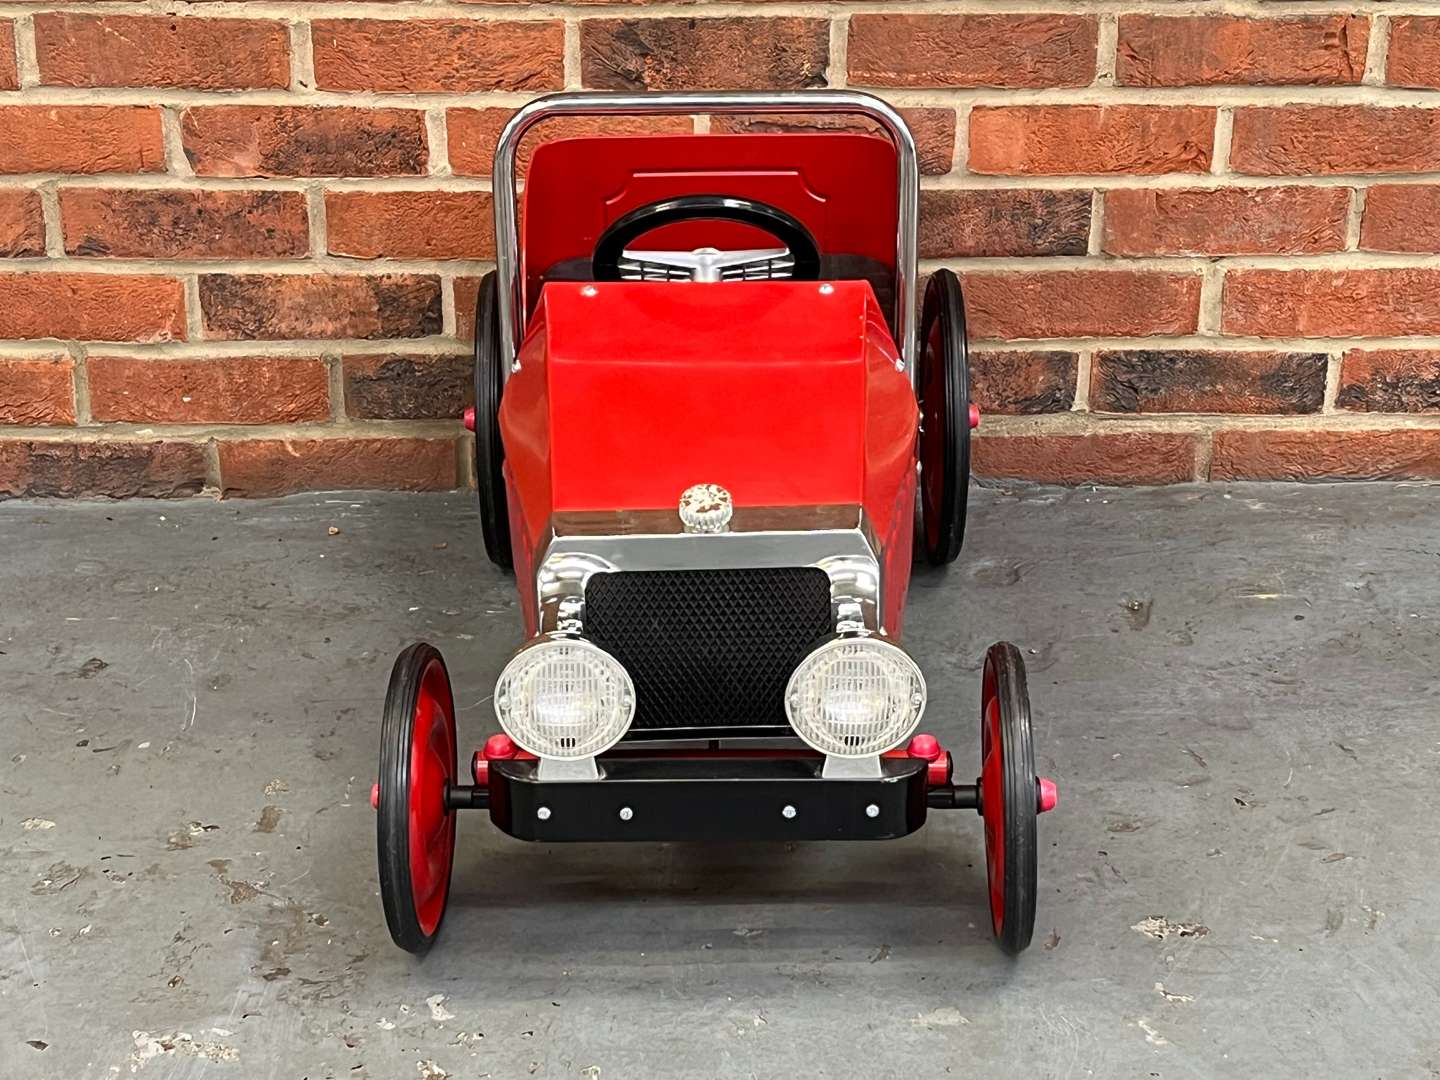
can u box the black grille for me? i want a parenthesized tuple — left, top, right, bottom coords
(584, 567, 832, 731)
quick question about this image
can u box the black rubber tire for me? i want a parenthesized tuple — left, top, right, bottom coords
(473, 271, 513, 570)
(377, 642, 457, 956)
(980, 641, 1038, 956)
(916, 269, 972, 566)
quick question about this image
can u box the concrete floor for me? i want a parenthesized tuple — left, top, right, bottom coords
(1, 483, 1437, 1079)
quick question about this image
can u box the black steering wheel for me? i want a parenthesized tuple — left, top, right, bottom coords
(592, 195, 822, 283)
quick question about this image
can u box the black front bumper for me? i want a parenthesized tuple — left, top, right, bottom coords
(484, 756, 931, 842)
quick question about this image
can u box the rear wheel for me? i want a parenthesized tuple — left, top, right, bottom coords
(979, 642, 1038, 955)
(916, 269, 972, 566)
(473, 272, 513, 570)
(377, 643, 458, 955)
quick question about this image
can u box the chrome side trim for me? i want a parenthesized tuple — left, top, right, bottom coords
(537, 757, 602, 782)
(822, 755, 884, 779)
(533, 504, 885, 638)
(491, 90, 920, 385)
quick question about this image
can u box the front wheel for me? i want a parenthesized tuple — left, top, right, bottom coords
(377, 642, 458, 954)
(979, 642, 1038, 955)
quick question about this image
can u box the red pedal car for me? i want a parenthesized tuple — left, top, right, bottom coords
(374, 90, 1057, 956)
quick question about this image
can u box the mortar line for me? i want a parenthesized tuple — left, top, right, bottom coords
(160, 107, 192, 177)
(440, 273, 457, 338)
(1322, 349, 1345, 414)
(289, 17, 316, 93)
(183, 275, 204, 341)
(829, 14, 849, 89)
(1345, 186, 1367, 251)
(1211, 108, 1235, 177)
(1094, 13, 1118, 87)
(1086, 189, 1105, 257)
(563, 18, 581, 89)
(13, 12, 37, 88)
(425, 107, 451, 177)
(69, 342, 92, 426)
(6, 2, 1432, 20)
(37, 180, 63, 258)
(305, 182, 327, 259)
(1072, 348, 1092, 412)
(326, 349, 347, 423)
(1363, 14, 1390, 86)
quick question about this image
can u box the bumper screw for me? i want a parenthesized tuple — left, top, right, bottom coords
(781, 804, 797, 820)
(618, 806, 634, 821)
(865, 804, 880, 819)
(536, 806, 551, 821)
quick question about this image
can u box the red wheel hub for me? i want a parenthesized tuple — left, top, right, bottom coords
(980, 669, 1005, 935)
(408, 658, 456, 936)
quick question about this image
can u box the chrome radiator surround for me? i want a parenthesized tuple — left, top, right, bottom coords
(533, 504, 884, 640)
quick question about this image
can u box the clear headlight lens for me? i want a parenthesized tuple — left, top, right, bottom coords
(784, 636, 926, 757)
(494, 636, 635, 759)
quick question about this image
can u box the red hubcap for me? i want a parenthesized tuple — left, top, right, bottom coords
(408, 659, 456, 936)
(980, 665, 1005, 934)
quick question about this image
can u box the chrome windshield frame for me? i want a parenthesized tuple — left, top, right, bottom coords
(490, 89, 920, 386)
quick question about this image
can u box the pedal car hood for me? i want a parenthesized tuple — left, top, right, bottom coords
(499, 279, 917, 534)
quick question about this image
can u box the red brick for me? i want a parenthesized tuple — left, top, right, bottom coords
(1117, 15, 1367, 87)
(0, 22, 16, 91)
(1338, 350, 1440, 413)
(962, 271, 1202, 340)
(711, 109, 956, 176)
(454, 276, 482, 344)
(969, 351, 1076, 415)
(88, 356, 330, 424)
(970, 106, 1214, 176)
(1231, 107, 1440, 176)
(1223, 269, 1440, 337)
(62, 189, 309, 259)
(343, 354, 472, 420)
(1103, 186, 1349, 256)
(0, 440, 207, 499)
(582, 18, 827, 91)
(1387, 16, 1440, 90)
(973, 432, 1200, 485)
(325, 191, 493, 260)
(0, 106, 164, 175)
(848, 14, 1095, 89)
(218, 437, 458, 496)
(448, 110, 693, 178)
(312, 18, 563, 93)
(1091, 350, 1326, 415)
(199, 273, 441, 341)
(182, 107, 427, 178)
(0, 360, 75, 425)
(921, 189, 1090, 258)
(1211, 429, 1440, 481)
(1360, 185, 1440, 253)
(0, 189, 45, 258)
(34, 13, 289, 90)
(0, 274, 184, 342)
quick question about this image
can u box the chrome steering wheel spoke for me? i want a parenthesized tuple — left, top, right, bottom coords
(618, 246, 795, 283)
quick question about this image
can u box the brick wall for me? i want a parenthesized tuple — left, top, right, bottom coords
(1, 4, 1438, 497)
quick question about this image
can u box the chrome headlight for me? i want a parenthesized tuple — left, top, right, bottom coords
(494, 636, 635, 759)
(784, 636, 926, 757)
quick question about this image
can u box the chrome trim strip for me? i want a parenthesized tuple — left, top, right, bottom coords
(491, 90, 920, 385)
(534, 504, 885, 638)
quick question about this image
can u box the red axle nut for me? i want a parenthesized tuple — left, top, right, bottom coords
(462, 406, 476, 432)
(370, 782, 379, 810)
(908, 733, 941, 761)
(968, 403, 981, 430)
(1038, 777, 1058, 813)
(484, 733, 517, 760)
